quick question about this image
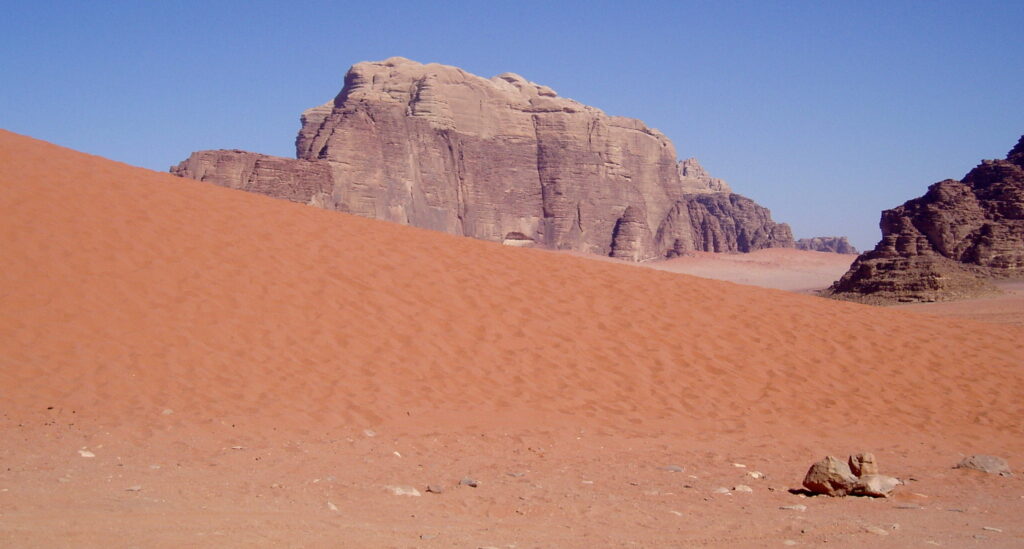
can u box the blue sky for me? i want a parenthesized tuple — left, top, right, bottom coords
(2, 1, 1022, 251)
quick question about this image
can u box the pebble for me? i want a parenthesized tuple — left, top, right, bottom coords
(230, 446, 245, 450)
(780, 504, 807, 512)
(712, 487, 731, 494)
(734, 485, 753, 493)
(747, 471, 764, 479)
(420, 534, 436, 540)
(506, 472, 525, 477)
(386, 485, 421, 497)
(895, 503, 922, 510)
(363, 429, 376, 437)
(668, 510, 683, 517)
(125, 485, 142, 492)
(661, 465, 684, 473)
(460, 477, 479, 488)
(161, 408, 174, 415)
(783, 541, 798, 547)
(982, 527, 1002, 533)
(78, 449, 95, 458)
(581, 480, 594, 485)
(865, 526, 889, 536)
(733, 463, 747, 468)
(426, 484, 445, 494)
(327, 501, 338, 511)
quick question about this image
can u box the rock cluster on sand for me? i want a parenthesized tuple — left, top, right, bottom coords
(172, 57, 803, 260)
(802, 453, 900, 498)
(795, 236, 858, 254)
(828, 136, 1024, 303)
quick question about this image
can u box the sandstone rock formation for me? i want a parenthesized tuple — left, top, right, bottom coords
(796, 236, 858, 254)
(173, 57, 796, 260)
(678, 158, 731, 193)
(828, 136, 1024, 303)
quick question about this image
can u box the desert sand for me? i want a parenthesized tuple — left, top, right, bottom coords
(635, 248, 857, 293)
(1, 130, 1022, 547)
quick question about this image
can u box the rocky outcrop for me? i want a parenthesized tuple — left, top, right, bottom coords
(827, 136, 1024, 303)
(796, 236, 858, 254)
(678, 158, 731, 193)
(657, 193, 794, 254)
(172, 150, 334, 205)
(172, 57, 796, 261)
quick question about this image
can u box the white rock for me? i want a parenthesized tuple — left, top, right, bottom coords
(734, 484, 753, 493)
(386, 485, 421, 497)
(327, 501, 339, 511)
(747, 471, 764, 479)
(78, 449, 95, 458)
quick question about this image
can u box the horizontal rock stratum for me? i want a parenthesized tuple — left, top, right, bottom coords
(172, 57, 797, 260)
(828, 135, 1024, 303)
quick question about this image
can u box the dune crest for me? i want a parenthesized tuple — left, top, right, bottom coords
(2, 129, 1022, 546)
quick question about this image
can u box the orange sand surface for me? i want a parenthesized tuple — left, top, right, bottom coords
(1, 130, 1022, 547)
(637, 248, 856, 292)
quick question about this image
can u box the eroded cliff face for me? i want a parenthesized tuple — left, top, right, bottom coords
(827, 136, 1024, 303)
(173, 57, 800, 260)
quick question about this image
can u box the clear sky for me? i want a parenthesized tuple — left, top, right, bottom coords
(2, 1, 1022, 251)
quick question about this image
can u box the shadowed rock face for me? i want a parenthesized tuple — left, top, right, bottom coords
(657, 193, 794, 255)
(172, 57, 798, 260)
(828, 136, 1024, 303)
(796, 237, 858, 254)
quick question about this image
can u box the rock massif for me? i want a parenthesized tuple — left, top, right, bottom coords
(173, 57, 796, 260)
(828, 136, 1024, 303)
(796, 237, 858, 254)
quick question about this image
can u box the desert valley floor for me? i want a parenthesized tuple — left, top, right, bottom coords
(1, 130, 1022, 547)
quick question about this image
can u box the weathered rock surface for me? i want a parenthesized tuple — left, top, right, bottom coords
(849, 452, 879, 477)
(804, 453, 901, 498)
(828, 136, 1024, 303)
(851, 474, 901, 498)
(955, 455, 1012, 476)
(678, 158, 731, 193)
(802, 455, 857, 496)
(658, 193, 795, 255)
(172, 57, 796, 261)
(796, 236, 858, 254)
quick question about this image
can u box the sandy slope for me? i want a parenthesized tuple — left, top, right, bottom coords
(1, 130, 1022, 547)
(635, 248, 855, 292)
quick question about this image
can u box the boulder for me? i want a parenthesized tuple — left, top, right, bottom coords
(954, 455, 1012, 476)
(849, 452, 879, 477)
(850, 474, 901, 498)
(802, 455, 857, 496)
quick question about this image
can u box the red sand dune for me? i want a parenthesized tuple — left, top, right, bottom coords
(1, 130, 1022, 547)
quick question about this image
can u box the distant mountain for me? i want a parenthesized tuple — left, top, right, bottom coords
(796, 237, 858, 254)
